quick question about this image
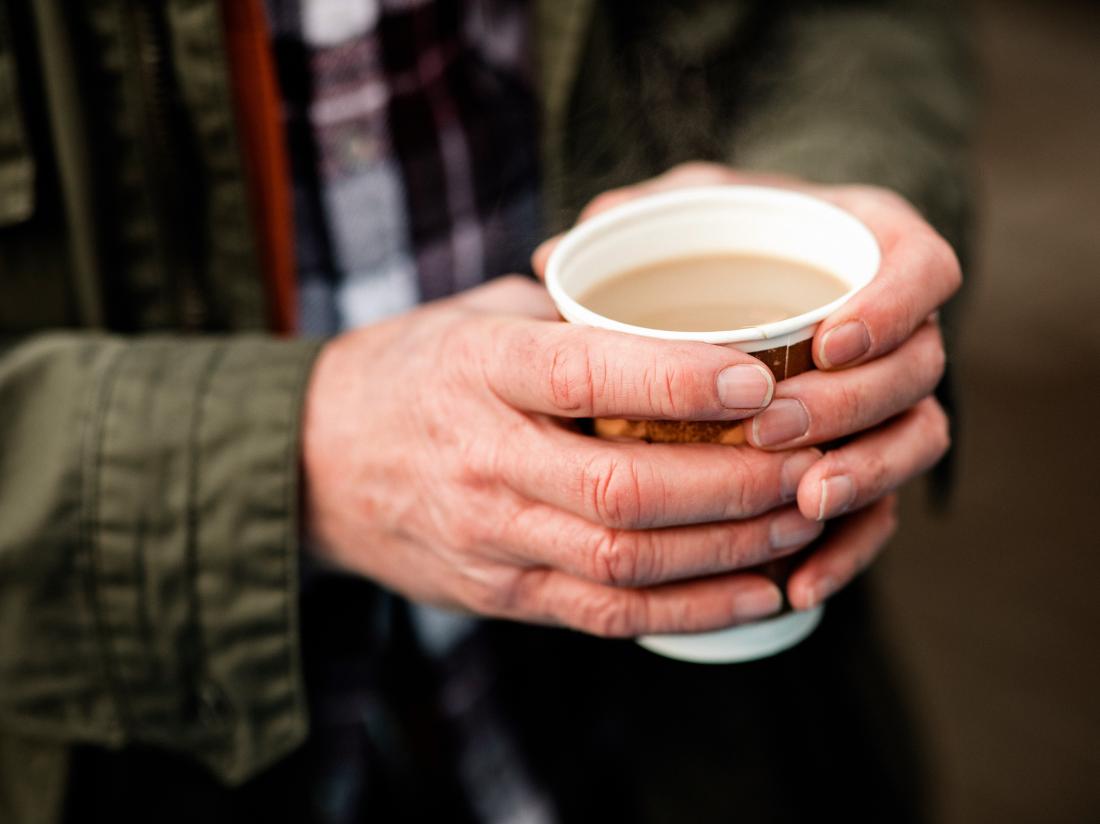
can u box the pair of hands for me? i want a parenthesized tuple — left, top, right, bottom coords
(302, 163, 960, 638)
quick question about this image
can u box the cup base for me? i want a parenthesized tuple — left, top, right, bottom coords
(636, 606, 823, 664)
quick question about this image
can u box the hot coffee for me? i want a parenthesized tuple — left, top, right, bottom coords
(578, 254, 848, 333)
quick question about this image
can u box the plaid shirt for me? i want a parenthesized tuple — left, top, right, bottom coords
(266, 0, 542, 333)
(264, 1, 551, 821)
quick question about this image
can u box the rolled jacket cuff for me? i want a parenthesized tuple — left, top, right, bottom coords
(88, 335, 322, 783)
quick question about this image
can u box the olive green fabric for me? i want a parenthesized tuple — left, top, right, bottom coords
(540, 0, 974, 254)
(0, 0, 973, 821)
(0, 335, 319, 822)
(0, 2, 320, 821)
(730, 1, 974, 256)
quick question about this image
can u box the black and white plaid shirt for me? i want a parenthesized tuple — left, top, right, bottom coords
(266, 0, 542, 332)
(264, 1, 551, 821)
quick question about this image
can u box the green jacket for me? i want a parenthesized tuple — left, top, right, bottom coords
(0, 1, 972, 820)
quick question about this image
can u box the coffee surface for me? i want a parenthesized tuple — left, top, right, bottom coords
(578, 254, 848, 332)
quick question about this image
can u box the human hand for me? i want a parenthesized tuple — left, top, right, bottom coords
(534, 162, 962, 611)
(301, 276, 828, 637)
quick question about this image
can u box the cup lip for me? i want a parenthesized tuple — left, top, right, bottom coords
(544, 184, 882, 344)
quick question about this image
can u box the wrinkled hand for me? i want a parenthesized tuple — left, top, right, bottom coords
(534, 162, 962, 610)
(302, 276, 831, 637)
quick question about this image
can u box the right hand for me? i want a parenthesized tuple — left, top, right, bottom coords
(301, 276, 826, 637)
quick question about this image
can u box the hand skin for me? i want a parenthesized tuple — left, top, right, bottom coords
(533, 162, 962, 611)
(301, 275, 830, 638)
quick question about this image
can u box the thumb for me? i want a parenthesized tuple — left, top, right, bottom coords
(531, 234, 563, 282)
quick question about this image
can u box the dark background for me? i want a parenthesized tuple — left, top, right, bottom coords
(875, 1, 1100, 822)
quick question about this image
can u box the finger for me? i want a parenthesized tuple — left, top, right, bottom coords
(478, 317, 778, 419)
(501, 421, 823, 528)
(786, 495, 899, 611)
(511, 566, 785, 637)
(531, 234, 561, 281)
(495, 499, 822, 587)
(746, 320, 946, 449)
(814, 187, 962, 370)
(451, 274, 559, 320)
(795, 396, 950, 522)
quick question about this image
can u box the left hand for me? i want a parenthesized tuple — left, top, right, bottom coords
(533, 162, 962, 611)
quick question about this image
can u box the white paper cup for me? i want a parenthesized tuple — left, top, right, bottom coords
(544, 185, 880, 664)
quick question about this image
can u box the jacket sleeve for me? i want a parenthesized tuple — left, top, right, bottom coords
(0, 332, 322, 784)
(727, 0, 976, 253)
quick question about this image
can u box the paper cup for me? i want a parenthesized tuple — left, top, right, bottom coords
(544, 185, 880, 663)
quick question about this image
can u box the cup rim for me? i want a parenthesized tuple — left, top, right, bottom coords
(544, 185, 881, 344)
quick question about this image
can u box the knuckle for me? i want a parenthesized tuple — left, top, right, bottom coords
(460, 422, 511, 483)
(923, 328, 948, 384)
(662, 590, 701, 633)
(589, 529, 649, 586)
(641, 357, 688, 418)
(905, 324, 948, 394)
(579, 593, 643, 638)
(455, 314, 528, 402)
(907, 234, 962, 305)
(581, 190, 630, 220)
(581, 194, 610, 217)
(466, 580, 506, 615)
(544, 338, 603, 414)
(672, 161, 710, 175)
(890, 304, 922, 352)
(491, 273, 540, 302)
(832, 380, 867, 433)
(642, 348, 714, 418)
(450, 518, 483, 555)
(843, 184, 911, 213)
(862, 449, 891, 495)
(870, 185, 914, 214)
(725, 449, 760, 516)
(460, 566, 523, 617)
(496, 272, 533, 290)
(581, 454, 651, 528)
(923, 399, 952, 456)
(885, 285, 922, 344)
(591, 530, 635, 586)
(931, 235, 964, 295)
(668, 161, 726, 181)
(442, 316, 505, 401)
(439, 313, 482, 369)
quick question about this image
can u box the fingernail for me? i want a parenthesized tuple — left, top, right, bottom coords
(817, 476, 856, 521)
(751, 399, 810, 446)
(770, 509, 824, 550)
(820, 320, 871, 368)
(734, 582, 784, 621)
(780, 449, 822, 502)
(717, 364, 774, 409)
(807, 575, 839, 609)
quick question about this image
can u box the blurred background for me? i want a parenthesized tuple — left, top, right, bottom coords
(877, 1, 1100, 822)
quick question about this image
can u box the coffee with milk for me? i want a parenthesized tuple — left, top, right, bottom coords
(578, 253, 849, 333)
